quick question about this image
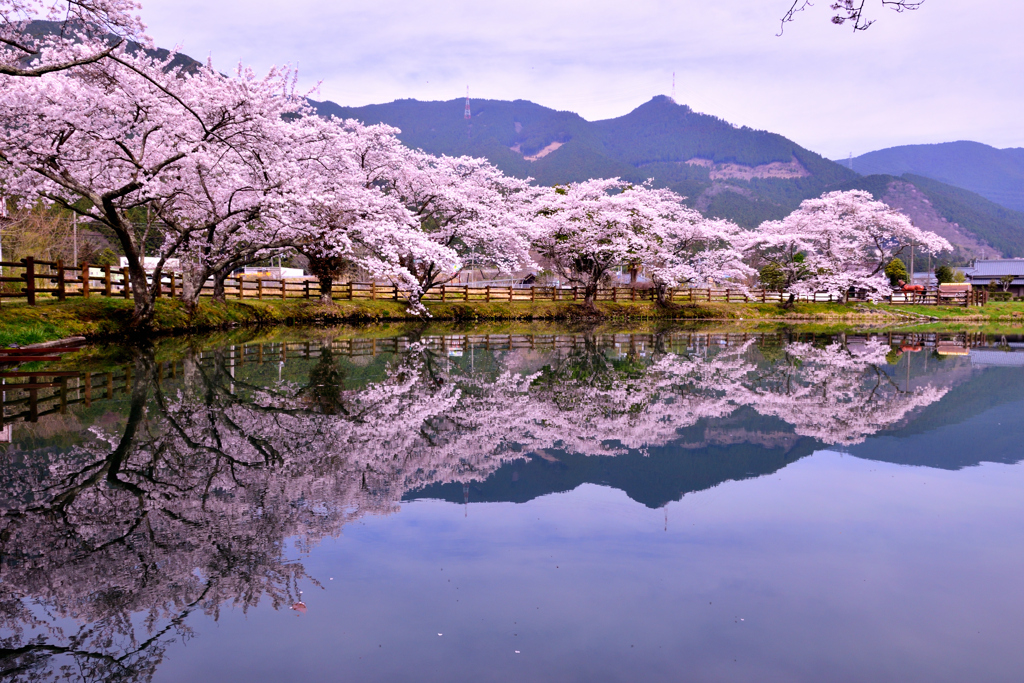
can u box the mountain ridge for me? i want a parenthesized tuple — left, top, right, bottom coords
(310, 94, 858, 229)
(845, 141, 1024, 213)
(313, 95, 1024, 258)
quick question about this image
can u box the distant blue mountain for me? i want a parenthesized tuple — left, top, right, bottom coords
(845, 141, 1024, 213)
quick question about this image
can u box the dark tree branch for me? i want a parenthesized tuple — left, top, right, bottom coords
(779, 0, 923, 34)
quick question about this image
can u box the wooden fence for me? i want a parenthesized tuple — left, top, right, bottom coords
(0, 256, 988, 307)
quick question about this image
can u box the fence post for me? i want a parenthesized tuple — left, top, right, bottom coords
(531, 286, 535, 303)
(370, 282, 376, 300)
(104, 265, 111, 297)
(23, 257, 35, 305)
(257, 278, 263, 300)
(122, 268, 130, 298)
(394, 284, 399, 300)
(440, 284, 446, 302)
(237, 276, 244, 299)
(170, 272, 176, 298)
(485, 285, 491, 303)
(82, 261, 92, 299)
(56, 259, 66, 301)
(281, 279, 288, 300)
(304, 280, 310, 300)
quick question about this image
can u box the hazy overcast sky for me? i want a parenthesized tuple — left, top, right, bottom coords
(140, 0, 1022, 159)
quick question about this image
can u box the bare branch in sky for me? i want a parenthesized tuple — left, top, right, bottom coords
(779, 0, 924, 34)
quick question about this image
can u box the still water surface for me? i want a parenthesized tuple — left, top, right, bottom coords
(1, 326, 1022, 682)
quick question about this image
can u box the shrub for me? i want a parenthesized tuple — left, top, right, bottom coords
(884, 259, 908, 287)
(759, 262, 786, 292)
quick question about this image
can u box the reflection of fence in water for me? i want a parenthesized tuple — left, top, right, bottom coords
(1, 368, 135, 427)
(192, 331, 987, 364)
(0, 331, 993, 430)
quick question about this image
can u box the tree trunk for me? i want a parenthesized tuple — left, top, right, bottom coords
(126, 259, 154, 330)
(319, 275, 333, 304)
(180, 268, 207, 312)
(583, 282, 599, 312)
(654, 284, 671, 307)
(212, 271, 228, 302)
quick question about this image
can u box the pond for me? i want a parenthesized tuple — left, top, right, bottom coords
(1, 325, 1023, 682)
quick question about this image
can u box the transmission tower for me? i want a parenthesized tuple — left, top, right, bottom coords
(464, 86, 471, 120)
(671, 72, 676, 103)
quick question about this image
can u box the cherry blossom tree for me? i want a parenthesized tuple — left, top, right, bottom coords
(147, 66, 319, 307)
(292, 121, 533, 312)
(748, 190, 951, 302)
(534, 179, 665, 310)
(1, 0, 145, 78)
(286, 118, 459, 308)
(535, 179, 750, 310)
(386, 150, 540, 307)
(645, 214, 754, 305)
(0, 50, 305, 325)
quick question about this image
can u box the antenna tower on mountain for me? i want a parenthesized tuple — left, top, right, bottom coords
(671, 72, 676, 103)
(464, 86, 471, 119)
(848, 152, 853, 170)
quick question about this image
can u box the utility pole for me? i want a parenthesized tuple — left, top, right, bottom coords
(909, 242, 914, 285)
(73, 213, 78, 267)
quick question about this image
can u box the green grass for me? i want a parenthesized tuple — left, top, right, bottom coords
(5, 295, 1024, 346)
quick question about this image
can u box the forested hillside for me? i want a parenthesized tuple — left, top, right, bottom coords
(847, 141, 1024, 213)
(312, 95, 858, 228)
(316, 94, 1024, 256)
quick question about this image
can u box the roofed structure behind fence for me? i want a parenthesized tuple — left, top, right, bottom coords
(966, 259, 1024, 297)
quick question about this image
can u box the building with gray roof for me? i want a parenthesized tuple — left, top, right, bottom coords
(965, 259, 1024, 296)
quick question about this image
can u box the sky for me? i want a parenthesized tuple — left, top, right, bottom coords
(139, 0, 1023, 159)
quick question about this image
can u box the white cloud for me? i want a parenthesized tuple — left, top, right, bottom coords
(140, 0, 1024, 158)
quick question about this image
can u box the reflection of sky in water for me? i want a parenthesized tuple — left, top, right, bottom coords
(2, 331, 1024, 682)
(157, 451, 1024, 683)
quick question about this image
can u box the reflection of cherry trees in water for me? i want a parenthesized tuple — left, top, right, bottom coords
(0, 353, 338, 682)
(0, 332, 952, 680)
(741, 339, 949, 446)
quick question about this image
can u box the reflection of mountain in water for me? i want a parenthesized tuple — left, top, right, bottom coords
(850, 365, 1024, 470)
(409, 410, 819, 508)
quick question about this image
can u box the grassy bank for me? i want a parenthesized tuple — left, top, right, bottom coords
(3, 296, 1024, 346)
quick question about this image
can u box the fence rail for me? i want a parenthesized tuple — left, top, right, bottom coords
(0, 257, 988, 307)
